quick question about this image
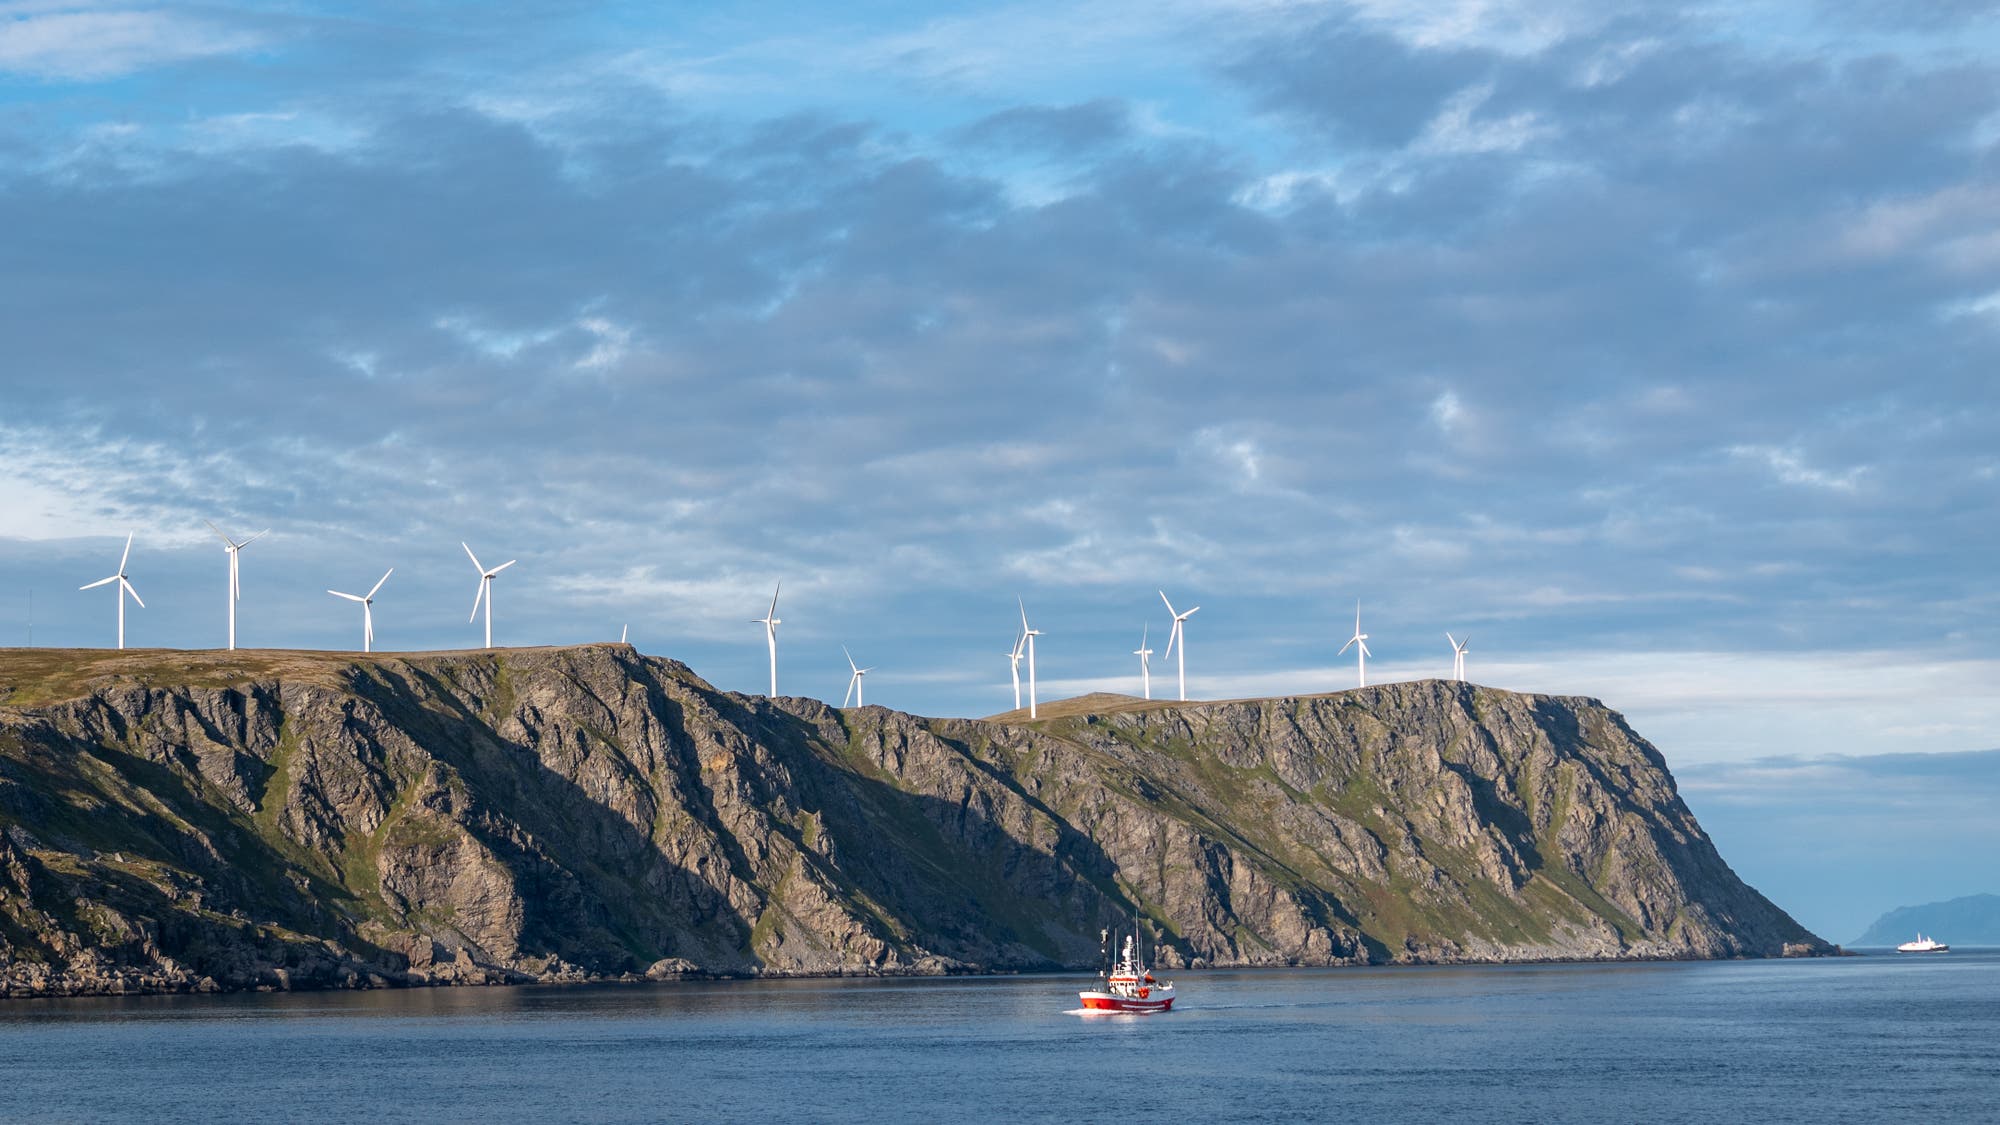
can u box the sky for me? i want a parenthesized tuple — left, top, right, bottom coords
(1, 1, 1995, 933)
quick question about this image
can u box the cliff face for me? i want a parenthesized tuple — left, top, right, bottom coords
(0, 646, 1826, 996)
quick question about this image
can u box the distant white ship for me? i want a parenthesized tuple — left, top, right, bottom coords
(1896, 933, 1950, 953)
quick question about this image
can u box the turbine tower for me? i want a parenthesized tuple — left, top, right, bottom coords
(463, 542, 517, 649)
(1133, 624, 1154, 701)
(1018, 597, 1041, 718)
(1006, 631, 1026, 711)
(205, 520, 267, 651)
(1159, 591, 1200, 702)
(1447, 632, 1470, 682)
(328, 569, 393, 653)
(842, 646, 874, 708)
(1339, 600, 1372, 688)
(753, 583, 781, 695)
(78, 532, 143, 649)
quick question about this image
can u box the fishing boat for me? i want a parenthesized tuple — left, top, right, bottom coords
(1078, 926, 1175, 1014)
(1896, 933, 1950, 953)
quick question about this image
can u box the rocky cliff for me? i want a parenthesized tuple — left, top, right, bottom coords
(0, 645, 1826, 997)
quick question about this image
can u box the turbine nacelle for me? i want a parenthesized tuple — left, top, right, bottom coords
(79, 533, 143, 649)
(328, 568, 393, 653)
(754, 582, 782, 695)
(463, 543, 517, 648)
(842, 646, 875, 708)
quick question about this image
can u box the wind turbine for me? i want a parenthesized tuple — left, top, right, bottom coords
(78, 532, 143, 649)
(753, 583, 780, 695)
(1133, 624, 1154, 701)
(328, 569, 393, 653)
(205, 520, 267, 651)
(1339, 601, 1372, 688)
(842, 646, 874, 708)
(1159, 591, 1199, 702)
(1447, 632, 1470, 682)
(1018, 597, 1041, 718)
(1006, 631, 1026, 711)
(463, 542, 517, 649)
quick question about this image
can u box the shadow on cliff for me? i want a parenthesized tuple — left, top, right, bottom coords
(352, 660, 757, 975)
(1, 719, 401, 985)
(701, 692, 1154, 971)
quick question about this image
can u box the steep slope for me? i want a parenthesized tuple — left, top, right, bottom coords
(0, 645, 1826, 997)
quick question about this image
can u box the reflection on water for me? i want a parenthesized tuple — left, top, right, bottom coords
(1, 954, 1995, 1122)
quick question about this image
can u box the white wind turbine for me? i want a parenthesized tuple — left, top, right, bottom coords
(842, 646, 874, 708)
(1006, 631, 1026, 711)
(328, 569, 393, 653)
(1133, 624, 1154, 701)
(1447, 632, 1470, 682)
(1339, 600, 1371, 688)
(78, 532, 143, 650)
(1018, 597, 1042, 718)
(463, 542, 517, 650)
(753, 583, 781, 695)
(205, 520, 268, 651)
(1159, 591, 1199, 702)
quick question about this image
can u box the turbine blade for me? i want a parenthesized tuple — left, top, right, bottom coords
(769, 583, 781, 619)
(81, 575, 119, 591)
(242, 529, 269, 547)
(1359, 640, 1372, 658)
(204, 519, 232, 546)
(121, 578, 143, 609)
(1158, 590, 1175, 616)
(489, 560, 517, 575)
(470, 578, 486, 621)
(843, 676, 856, 708)
(1338, 637, 1355, 655)
(1184, 606, 1200, 618)
(844, 645, 858, 673)
(119, 532, 133, 573)
(1446, 632, 1457, 648)
(1018, 596, 1029, 633)
(329, 590, 365, 602)
(368, 568, 394, 599)
(463, 542, 483, 572)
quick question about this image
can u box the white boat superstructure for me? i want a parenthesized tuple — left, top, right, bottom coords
(1896, 933, 1949, 953)
(1078, 927, 1176, 1013)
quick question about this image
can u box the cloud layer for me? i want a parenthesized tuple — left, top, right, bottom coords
(0, 1, 1995, 752)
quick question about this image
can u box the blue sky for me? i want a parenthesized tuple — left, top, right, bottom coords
(2, 1, 1995, 931)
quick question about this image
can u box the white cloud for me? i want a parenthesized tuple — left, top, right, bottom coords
(0, 6, 268, 80)
(1413, 83, 1557, 156)
(1042, 648, 2000, 768)
(1729, 444, 1870, 492)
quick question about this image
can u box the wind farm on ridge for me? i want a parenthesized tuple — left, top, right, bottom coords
(47, 525, 1483, 718)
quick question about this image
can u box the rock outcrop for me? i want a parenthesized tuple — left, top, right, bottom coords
(0, 645, 1827, 997)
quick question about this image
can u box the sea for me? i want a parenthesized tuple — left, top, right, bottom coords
(1, 951, 1994, 1123)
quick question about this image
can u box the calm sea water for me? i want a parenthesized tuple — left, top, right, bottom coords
(0, 952, 1994, 1123)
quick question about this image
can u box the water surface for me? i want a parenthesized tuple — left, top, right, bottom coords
(2, 952, 1994, 1122)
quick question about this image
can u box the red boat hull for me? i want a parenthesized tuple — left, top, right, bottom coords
(1078, 992, 1173, 1013)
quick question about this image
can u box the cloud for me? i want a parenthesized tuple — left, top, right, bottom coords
(0, 5, 269, 80)
(0, 0, 1995, 738)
